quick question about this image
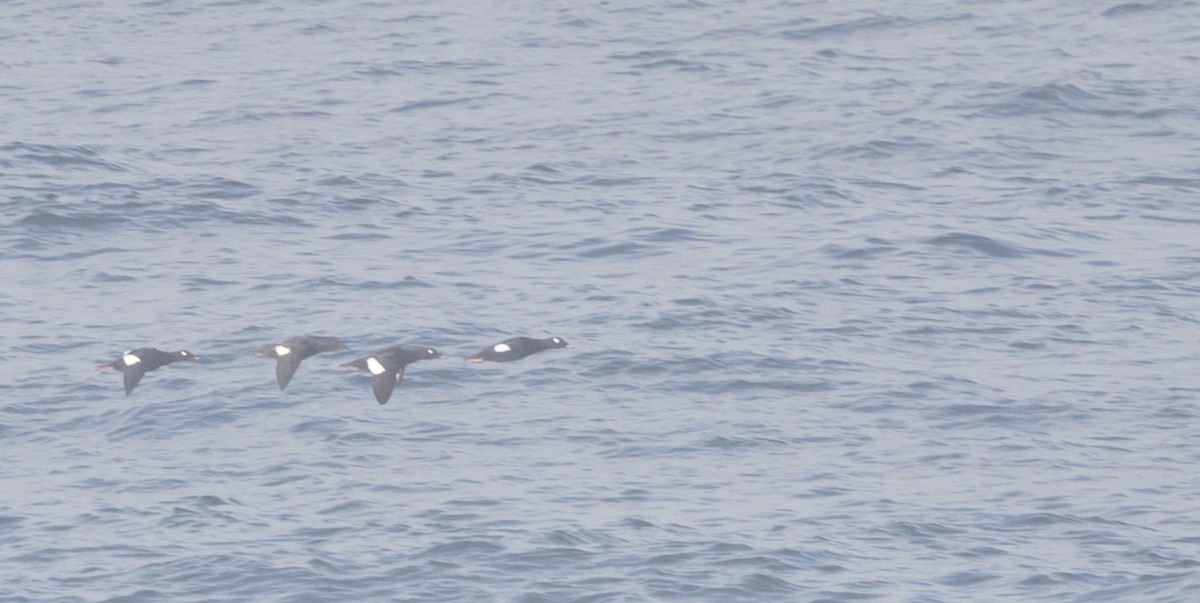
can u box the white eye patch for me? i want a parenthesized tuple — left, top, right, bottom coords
(366, 357, 386, 375)
(493, 343, 511, 353)
(275, 345, 291, 356)
(123, 353, 141, 366)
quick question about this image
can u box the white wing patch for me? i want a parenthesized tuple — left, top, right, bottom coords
(493, 343, 512, 353)
(275, 345, 291, 356)
(123, 353, 141, 366)
(366, 357, 386, 375)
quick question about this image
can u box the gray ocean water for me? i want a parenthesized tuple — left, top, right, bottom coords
(3, 0, 1200, 601)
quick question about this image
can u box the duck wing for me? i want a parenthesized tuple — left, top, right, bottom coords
(371, 367, 405, 405)
(275, 353, 305, 390)
(123, 365, 147, 395)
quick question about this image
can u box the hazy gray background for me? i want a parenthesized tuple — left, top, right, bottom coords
(3, 1, 1199, 601)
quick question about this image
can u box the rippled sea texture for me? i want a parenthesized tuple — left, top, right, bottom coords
(3, 1, 1200, 601)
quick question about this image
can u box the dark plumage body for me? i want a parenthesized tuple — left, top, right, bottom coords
(466, 336, 571, 363)
(99, 348, 201, 394)
(255, 336, 347, 390)
(340, 346, 444, 405)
